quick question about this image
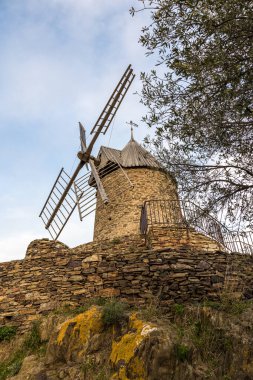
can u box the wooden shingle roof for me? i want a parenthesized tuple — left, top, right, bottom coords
(121, 138, 160, 168)
(97, 137, 161, 170)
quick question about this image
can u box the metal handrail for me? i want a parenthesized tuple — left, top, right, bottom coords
(140, 199, 253, 255)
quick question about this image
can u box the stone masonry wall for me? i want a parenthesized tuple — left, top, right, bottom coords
(148, 226, 223, 252)
(93, 167, 178, 240)
(0, 236, 253, 332)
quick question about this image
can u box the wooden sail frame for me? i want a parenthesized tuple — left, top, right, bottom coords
(39, 168, 83, 239)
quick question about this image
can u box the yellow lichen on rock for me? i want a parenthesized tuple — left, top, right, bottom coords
(128, 357, 146, 379)
(57, 306, 102, 346)
(110, 313, 157, 380)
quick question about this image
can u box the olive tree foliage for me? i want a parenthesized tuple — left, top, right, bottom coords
(131, 0, 253, 230)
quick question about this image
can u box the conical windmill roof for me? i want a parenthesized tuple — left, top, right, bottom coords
(120, 137, 160, 168)
(97, 137, 161, 170)
(89, 133, 163, 186)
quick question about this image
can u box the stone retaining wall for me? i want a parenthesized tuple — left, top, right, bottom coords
(0, 235, 253, 331)
(148, 226, 223, 252)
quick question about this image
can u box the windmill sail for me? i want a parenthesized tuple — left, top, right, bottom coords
(89, 159, 109, 204)
(90, 65, 135, 137)
(74, 168, 97, 221)
(79, 122, 87, 153)
(39, 168, 83, 239)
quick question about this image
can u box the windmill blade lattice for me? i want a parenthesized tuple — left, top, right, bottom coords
(75, 149, 133, 222)
(74, 166, 97, 221)
(89, 159, 109, 204)
(100, 148, 133, 200)
(39, 168, 83, 239)
(90, 65, 135, 136)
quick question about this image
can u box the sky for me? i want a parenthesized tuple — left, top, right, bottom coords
(0, 0, 155, 262)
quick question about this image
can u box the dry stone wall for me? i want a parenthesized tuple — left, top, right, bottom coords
(0, 235, 253, 331)
(148, 226, 223, 252)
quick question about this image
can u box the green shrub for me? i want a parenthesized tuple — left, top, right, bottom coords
(81, 357, 96, 376)
(0, 321, 43, 380)
(95, 368, 111, 380)
(37, 343, 47, 357)
(101, 299, 128, 327)
(203, 300, 222, 311)
(90, 297, 107, 307)
(23, 321, 41, 351)
(174, 343, 191, 362)
(193, 318, 232, 363)
(204, 298, 252, 315)
(194, 321, 202, 337)
(53, 298, 108, 317)
(0, 350, 25, 380)
(138, 296, 161, 321)
(172, 303, 185, 316)
(73, 297, 107, 314)
(81, 358, 111, 380)
(0, 326, 17, 342)
(224, 299, 252, 315)
(70, 305, 90, 316)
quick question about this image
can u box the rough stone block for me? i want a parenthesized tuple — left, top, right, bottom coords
(69, 275, 83, 282)
(83, 254, 102, 263)
(99, 288, 120, 297)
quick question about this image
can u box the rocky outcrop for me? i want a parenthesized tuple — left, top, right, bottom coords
(3, 302, 253, 380)
(46, 306, 105, 365)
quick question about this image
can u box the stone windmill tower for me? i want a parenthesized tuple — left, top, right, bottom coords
(92, 129, 180, 241)
(39, 65, 228, 252)
(90, 130, 224, 252)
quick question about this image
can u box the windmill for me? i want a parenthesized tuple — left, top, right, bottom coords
(39, 65, 135, 240)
